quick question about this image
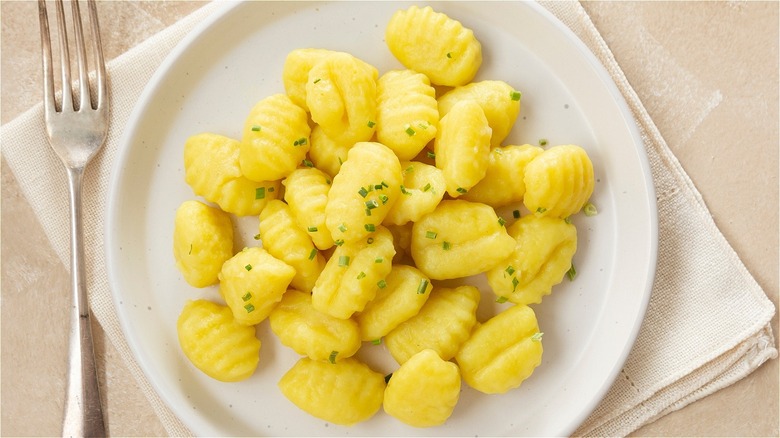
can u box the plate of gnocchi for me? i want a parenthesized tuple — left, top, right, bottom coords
(106, 2, 657, 436)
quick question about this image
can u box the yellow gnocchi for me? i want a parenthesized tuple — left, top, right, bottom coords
(437, 80, 522, 147)
(386, 5, 482, 86)
(434, 100, 492, 197)
(269, 289, 361, 362)
(384, 285, 480, 364)
(456, 304, 543, 394)
(523, 144, 595, 218)
(183, 133, 280, 216)
(218, 247, 296, 325)
(278, 357, 385, 426)
(411, 200, 515, 280)
(177, 299, 260, 382)
(258, 200, 325, 293)
(173, 200, 233, 288)
(376, 70, 439, 160)
(383, 349, 461, 427)
(487, 214, 577, 305)
(461, 144, 544, 208)
(325, 142, 402, 243)
(312, 226, 396, 319)
(306, 52, 378, 146)
(307, 124, 351, 178)
(383, 161, 446, 226)
(240, 93, 311, 182)
(283, 167, 335, 250)
(355, 264, 432, 342)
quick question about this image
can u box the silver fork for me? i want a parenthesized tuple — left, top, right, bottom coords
(38, 0, 109, 436)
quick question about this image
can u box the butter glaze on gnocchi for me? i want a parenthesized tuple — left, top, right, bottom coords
(172, 4, 600, 429)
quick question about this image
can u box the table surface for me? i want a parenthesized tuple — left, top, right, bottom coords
(1, 1, 777, 436)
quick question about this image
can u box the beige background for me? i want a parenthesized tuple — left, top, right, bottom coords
(1, 1, 777, 436)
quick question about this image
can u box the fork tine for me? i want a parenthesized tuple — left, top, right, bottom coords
(70, 0, 89, 111)
(87, 0, 108, 110)
(38, 0, 57, 117)
(55, 0, 74, 111)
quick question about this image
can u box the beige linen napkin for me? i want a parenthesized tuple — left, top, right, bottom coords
(1, 1, 776, 436)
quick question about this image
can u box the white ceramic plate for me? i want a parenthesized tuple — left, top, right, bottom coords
(106, 2, 657, 436)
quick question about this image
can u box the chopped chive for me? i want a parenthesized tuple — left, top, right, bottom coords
(442, 241, 452, 250)
(308, 248, 318, 260)
(422, 183, 432, 192)
(328, 350, 338, 364)
(400, 185, 412, 195)
(381, 181, 389, 188)
(334, 239, 345, 246)
(301, 158, 314, 167)
(357, 271, 366, 280)
(307, 226, 318, 232)
(371, 338, 382, 345)
(377, 279, 387, 289)
(427, 151, 436, 159)
(498, 217, 506, 226)
(417, 122, 429, 130)
(374, 183, 383, 190)
(446, 52, 453, 59)
(253, 233, 261, 240)
(268, 187, 275, 192)
(337, 156, 344, 165)
(505, 266, 516, 276)
(251, 125, 261, 132)
(358, 187, 369, 198)
(188, 243, 193, 255)
(566, 263, 577, 281)
(539, 138, 548, 146)
(405, 125, 415, 136)
(425, 230, 438, 239)
(404, 165, 414, 174)
(313, 78, 321, 84)
(536, 207, 547, 214)
(513, 210, 521, 219)
(512, 277, 520, 292)
(367, 237, 375, 244)
(242, 292, 252, 302)
(365, 208, 372, 216)
(244, 303, 255, 313)
(244, 264, 253, 271)
(365, 200, 379, 210)
(379, 194, 389, 204)
(375, 257, 383, 263)
(496, 296, 509, 303)
(510, 90, 522, 101)
(531, 332, 544, 342)
(364, 223, 376, 232)
(255, 187, 266, 199)
(417, 279, 429, 295)
(338, 223, 348, 232)
(456, 187, 468, 194)
(367, 120, 376, 128)
(293, 137, 308, 146)
(564, 216, 572, 224)
(583, 202, 598, 216)
(338, 255, 350, 267)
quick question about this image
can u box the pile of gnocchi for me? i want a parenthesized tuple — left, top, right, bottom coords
(173, 5, 595, 428)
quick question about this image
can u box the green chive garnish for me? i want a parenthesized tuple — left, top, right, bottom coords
(427, 151, 436, 159)
(505, 266, 516, 276)
(328, 351, 338, 364)
(512, 277, 520, 291)
(375, 257, 383, 263)
(308, 248, 318, 260)
(422, 183, 432, 192)
(442, 241, 451, 250)
(358, 187, 369, 198)
(510, 90, 522, 101)
(539, 138, 548, 146)
(255, 187, 266, 199)
(583, 202, 598, 216)
(405, 126, 415, 136)
(357, 271, 366, 280)
(417, 279, 429, 295)
(566, 263, 577, 281)
(338, 223, 348, 232)
(244, 303, 255, 313)
(456, 187, 468, 194)
(513, 210, 521, 219)
(251, 125, 261, 132)
(425, 230, 437, 239)
(531, 332, 544, 342)
(377, 279, 387, 289)
(293, 137, 307, 146)
(367, 120, 376, 128)
(253, 233, 261, 240)
(242, 292, 252, 302)
(498, 217, 506, 226)
(307, 226, 318, 232)
(379, 194, 389, 204)
(338, 255, 350, 267)
(244, 264, 252, 271)
(364, 223, 376, 232)
(536, 207, 547, 214)
(371, 339, 381, 345)
(496, 296, 509, 303)
(334, 239, 345, 246)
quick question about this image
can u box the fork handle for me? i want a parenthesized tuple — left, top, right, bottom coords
(62, 166, 106, 438)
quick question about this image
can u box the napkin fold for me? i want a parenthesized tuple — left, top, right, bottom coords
(1, 1, 775, 436)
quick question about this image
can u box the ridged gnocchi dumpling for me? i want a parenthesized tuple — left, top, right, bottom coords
(258, 200, 326, 293)
(177, 299, 260, 382)
(173, 200, 233, 288)
(434, 100, 492, 197)
(384, 285, 480, 364)
(384, 161, 446, 226)
(307, 124, 350, 178)
(269, 289, 361, 362)
(461, 145, 544, 207)
(306, 52, 378, 146)
(184, 133, 280, 216)
(437, 80, 522, 147)
(240, 93, 311, 182)
(386, 5, 482, 86)
(355, 264, 432, 342)
(376, 70, 439, 160)
(455, 304, 543, 394)
(278, 357, 385, 426)
(283, 167, 335, 250)
(218, 247, 296, 325)
(312, 227, 396, 319)
(383, 349, 461, 427)
(487, 214, 577, 305)
(411, 200, 515, 280)
(325, 142, 403, 243)
(523, 144, 595, 218)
